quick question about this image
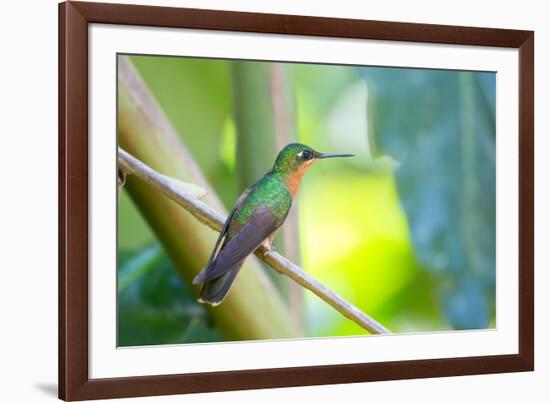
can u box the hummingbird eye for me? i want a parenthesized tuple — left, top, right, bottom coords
(301, 150, 312, 160)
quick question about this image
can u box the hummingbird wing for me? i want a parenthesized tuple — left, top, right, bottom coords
(193, 188, 251, 284)
(194, 205, 283, 284)
(204, 208, 236, 268)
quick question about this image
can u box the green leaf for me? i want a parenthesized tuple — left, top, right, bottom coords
(118, 243, 164, 293)
(118, 248, 223, 346)
(362, 67, 496, 329)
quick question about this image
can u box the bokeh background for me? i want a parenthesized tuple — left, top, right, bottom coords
(117, 55, 496, 347)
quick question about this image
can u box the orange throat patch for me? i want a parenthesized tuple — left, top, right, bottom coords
(284, 160, 315, 198)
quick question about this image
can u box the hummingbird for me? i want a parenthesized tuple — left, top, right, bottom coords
(193, 143, 354, 306)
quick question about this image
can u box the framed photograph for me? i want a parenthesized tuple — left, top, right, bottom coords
(59, 1, 534, 400)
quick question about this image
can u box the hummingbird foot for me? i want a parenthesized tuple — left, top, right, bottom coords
(260, 238, 276, 257)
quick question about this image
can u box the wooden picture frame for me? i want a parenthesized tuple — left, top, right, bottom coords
(59, 1, 534, 400)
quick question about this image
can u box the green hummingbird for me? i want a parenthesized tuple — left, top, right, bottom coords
(193, 143, 354, 306)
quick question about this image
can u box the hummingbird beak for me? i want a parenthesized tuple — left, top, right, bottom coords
(316, 152, 355, 159)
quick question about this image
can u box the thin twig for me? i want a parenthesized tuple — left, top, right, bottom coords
(118, 147, 391, 335)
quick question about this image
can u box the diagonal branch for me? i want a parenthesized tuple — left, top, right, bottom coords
(118, 147, 390, 335)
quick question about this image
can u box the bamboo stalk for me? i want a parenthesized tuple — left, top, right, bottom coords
(232, 61, 304, 325)
(119, 147, 390, 335)
(231, 61, 277, 193)
(269, 63, 305, 331)
(231, 61, 288, 293)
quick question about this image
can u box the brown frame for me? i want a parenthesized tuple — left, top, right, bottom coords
(59, 1, 534, 400)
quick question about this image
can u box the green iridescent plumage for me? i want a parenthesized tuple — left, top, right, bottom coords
(193, 143, 353, 306)
(233, 173, 291, 226)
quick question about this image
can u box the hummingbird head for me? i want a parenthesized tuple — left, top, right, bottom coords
(273, 143, 354, 173)
(273, 143, 354, 196)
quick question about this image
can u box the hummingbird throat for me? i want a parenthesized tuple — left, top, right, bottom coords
(283, 159, 315, 198)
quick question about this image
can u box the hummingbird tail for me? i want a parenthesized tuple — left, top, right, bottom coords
(197, 264, 243, 306)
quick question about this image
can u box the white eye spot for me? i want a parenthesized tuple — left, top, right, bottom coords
(297, 151, 303, 158)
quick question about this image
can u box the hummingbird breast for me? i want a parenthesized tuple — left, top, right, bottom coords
(233, 173, 292, 230)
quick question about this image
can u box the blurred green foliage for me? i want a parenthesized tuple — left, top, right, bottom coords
(118, 55, 496, 346)
(361, 68, 496, 329)
(118, 247, 222, 346)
